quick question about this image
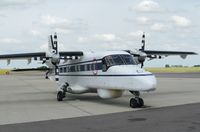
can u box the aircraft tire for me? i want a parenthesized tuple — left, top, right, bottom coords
(130, 98, 138, 108)
(137, 98, 144, 107)
(57, 91, 64, 101)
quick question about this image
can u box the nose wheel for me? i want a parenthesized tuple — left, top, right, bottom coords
(57, 91, 66, 101)
(129, 91, 144, 108)
(130, 97, 144, 108)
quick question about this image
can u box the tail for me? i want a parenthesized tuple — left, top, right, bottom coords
(46, 33, 60, 82)
(48, 33, 58, 54)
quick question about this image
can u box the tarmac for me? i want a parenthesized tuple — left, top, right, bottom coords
(0, 71, 200, 131)
(1, 103, 200, 132)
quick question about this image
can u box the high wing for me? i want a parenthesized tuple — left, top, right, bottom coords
(0, 52, 83, 59)
(59, 51, 83, 59)
(0, 52, 46, 60)
(128, 49, 197, 68)
(139, 33, 197, 60)
(0, 34, 83, 64)
(143, 50, 197, 59)
(0, 51, 83, 64)
(0, 52, 46, 65)
(0, 33, 84, 80)
(127, 33, 198, 67)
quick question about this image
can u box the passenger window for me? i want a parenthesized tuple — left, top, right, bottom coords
(60, 67, 63, 73)
(68, 66, 71, 72)
(71, 66, 75, 72)
(64, 67, 67, 73)
(80, 65, 85, 71)
(77, 65, 81, 72)
(87, 64, 90, 71)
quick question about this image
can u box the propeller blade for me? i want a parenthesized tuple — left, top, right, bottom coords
(55, 65, 59, 82)
(140, 32, 146, 68)
(53, 33, 58, 54)
(141, 62, 144, 68)
(140, 32, 145, 51)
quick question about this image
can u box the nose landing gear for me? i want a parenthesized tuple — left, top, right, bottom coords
(129, 91, 144, 108)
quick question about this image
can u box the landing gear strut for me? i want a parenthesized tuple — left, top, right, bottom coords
(129, 91, 144, 108)
(45, 70, 49, 79)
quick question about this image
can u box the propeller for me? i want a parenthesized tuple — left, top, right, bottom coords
(125, 32, 147, 68)
(141, 61, 144, 68)
(139, 33, 146, 68)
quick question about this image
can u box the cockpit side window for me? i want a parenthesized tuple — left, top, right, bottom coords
(111, 55, 124, 65)
(102, 54, 136, 71)
(122, 55, 136, 65)
(105, 55, 113, 67)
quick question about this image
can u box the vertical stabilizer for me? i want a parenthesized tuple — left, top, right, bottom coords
(48, 33, 58, 54)
(46, 33, 60, 82)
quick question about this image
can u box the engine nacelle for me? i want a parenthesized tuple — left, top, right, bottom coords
(45, 51, 60, 65)
(128, 50, 147, 64)
(138, 56, 146, 63)
(137, 52, 147, 63)
(97, 89, 123, 99)
(51, 54, 60, 65)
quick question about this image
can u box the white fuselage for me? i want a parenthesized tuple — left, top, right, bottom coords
(58, 51, 156, 98)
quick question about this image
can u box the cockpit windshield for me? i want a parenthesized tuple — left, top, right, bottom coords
(103, 54, 136, 67)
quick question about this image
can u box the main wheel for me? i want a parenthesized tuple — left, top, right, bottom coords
(130, 98, 138, 108)
(137, 98, 144, 107)
(57, 91, 64, 101)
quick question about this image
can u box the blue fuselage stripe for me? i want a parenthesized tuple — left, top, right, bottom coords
(59, 74, 153, 77)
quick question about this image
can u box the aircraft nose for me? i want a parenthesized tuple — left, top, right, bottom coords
(139, 75, 157, 91)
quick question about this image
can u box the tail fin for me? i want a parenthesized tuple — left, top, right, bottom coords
(48, 33, 58, 54)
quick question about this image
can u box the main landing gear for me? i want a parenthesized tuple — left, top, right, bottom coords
(57, 91, 66, 101)
(45, 70, 50, 79)
(129, 91, 144, 108)
(57, 82, 69, 101)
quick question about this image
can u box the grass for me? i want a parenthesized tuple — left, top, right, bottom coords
(145, 67, 200, 73)
(0, 69, 10, 75)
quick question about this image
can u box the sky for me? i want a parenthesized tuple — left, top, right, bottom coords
(0, 0, 199, 68)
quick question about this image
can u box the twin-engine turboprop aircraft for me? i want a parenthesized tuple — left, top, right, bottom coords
(0, 33, 197, 108)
